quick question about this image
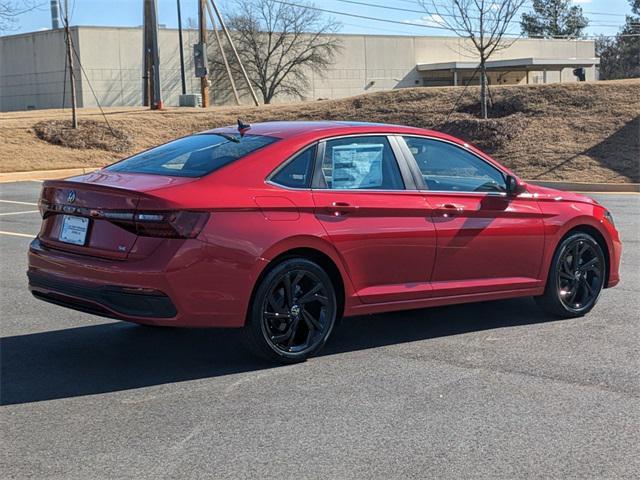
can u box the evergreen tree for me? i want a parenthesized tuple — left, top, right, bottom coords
(596, 0, 640, 80)
(521, 0, 589, 38)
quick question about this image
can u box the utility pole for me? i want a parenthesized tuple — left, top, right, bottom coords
(143, 0, 151, 106)
(209, 0, 259, 106)
(62, 0, 77, 128)
(176, 0, 187, 95)
(198, 0, 209, 107)
(143, 0, 163, 110)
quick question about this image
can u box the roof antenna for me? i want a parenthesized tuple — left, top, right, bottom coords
(237, 118, 251, 135)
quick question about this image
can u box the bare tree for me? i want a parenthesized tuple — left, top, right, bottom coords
(186, 16, 197, 29)
(418, 0, 526, 119)
(0, 1, 39, 32)
(209, 0, 341, 104)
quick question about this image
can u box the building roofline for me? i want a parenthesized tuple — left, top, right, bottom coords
(1, 25, 595, 43)
(0, 27, 71, 40)
(417, 57, 600, 71)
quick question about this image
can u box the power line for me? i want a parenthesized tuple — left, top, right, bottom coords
(270, 0, 640, 39)
(331, 0, 630, 27)
(58, 1, 117, 136)
(340, 19, 639, 35)
(273, 0, 502, 34)
(390, 0, 632, 18)
(70, 41, 118, 137)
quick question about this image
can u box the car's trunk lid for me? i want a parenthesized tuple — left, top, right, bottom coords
(38, 171, 197, 260)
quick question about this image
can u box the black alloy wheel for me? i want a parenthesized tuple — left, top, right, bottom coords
(243, 258, 337, 363)
(536, 232, 606, 318)
(557, 238, 604, 311)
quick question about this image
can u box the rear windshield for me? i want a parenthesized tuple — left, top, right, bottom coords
(106, 133, 278, 177)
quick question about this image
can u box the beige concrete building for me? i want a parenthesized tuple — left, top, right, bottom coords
(0, 26, 599, 112)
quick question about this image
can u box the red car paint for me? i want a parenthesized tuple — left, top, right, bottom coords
(27, 121, 621, 327)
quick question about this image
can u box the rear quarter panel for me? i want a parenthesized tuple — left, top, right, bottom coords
(191, 183, 359, 325)
(139, 135, 363, 326)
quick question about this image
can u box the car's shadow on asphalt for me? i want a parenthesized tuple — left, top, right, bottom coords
(1, 297, 555, 405)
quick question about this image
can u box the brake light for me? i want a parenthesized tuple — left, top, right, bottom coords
(38, 199, 209, 239)
(110, 211, 210, 239)
(38, 199, 46, 217)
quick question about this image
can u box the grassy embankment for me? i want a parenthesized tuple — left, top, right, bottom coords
(0, 79, 638, 182)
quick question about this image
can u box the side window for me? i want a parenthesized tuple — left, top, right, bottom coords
(402, 136, 506, 193)
(319, 136, 404, 190)
(271, 145, 316, 188)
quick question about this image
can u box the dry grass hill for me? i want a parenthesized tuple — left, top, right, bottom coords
(1, 79, 638, 183)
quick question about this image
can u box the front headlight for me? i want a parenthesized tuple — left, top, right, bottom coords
(604, 210, 615, 228)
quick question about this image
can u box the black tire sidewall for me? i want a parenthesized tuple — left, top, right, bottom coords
(246, 258, 337, 363)
(545, 232, 605, 317)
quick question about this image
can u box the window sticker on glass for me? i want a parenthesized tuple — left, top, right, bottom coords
(331, 144, 384, 189)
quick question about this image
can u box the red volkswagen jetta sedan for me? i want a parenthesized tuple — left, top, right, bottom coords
(28, 121, 621, 362)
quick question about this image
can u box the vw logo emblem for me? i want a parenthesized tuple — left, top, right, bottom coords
(67, 190, 76, 204)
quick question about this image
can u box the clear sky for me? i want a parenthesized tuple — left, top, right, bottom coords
(3, 0, 634, 38)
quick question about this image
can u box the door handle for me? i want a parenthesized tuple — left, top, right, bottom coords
(328, 201, 359, 216)
(436, 203, 465, 217)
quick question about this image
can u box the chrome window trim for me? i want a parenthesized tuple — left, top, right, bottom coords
(265, 180, 313, 192)
(264, 181, 422, 194)
(305, 188, 429, 194)
(421, 190, 508, 197)
(265, 132, 510, 195)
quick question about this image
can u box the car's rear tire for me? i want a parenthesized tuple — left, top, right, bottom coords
(535, 232, 606, 318)
(242, 258, 338, 363)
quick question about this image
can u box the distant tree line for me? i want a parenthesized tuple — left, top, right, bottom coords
(520, 0, 639, 80)
(596, 0, 640, 80)
(520, 0, 589, 38)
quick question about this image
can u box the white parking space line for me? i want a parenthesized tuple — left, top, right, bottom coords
(0, 200, 38, 206)
(0, 210, 39, 216)
(0, 230, 35, 238)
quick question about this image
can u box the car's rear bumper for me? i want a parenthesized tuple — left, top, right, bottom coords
(28, 270, 177, 320)
(28, 237, 259, 327)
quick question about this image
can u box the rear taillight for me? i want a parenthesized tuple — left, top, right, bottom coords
(38, 199, 46, 217)
(39, 200, 209, 239)
(108, 211, 210, 239)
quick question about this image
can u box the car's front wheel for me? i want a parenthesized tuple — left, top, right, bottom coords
(242, 258, 337, 363)
(535, 232, 606, 318)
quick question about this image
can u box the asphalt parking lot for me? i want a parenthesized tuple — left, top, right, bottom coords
(1, 181, 638, 479)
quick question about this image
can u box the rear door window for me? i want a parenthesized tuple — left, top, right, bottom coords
(316, 136, 405, 190)
(106, 133, 278, 177)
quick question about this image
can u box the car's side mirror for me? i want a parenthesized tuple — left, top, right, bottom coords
(505, 175, 525, 196)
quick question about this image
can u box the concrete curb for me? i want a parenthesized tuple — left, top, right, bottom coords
(1, 168, 638, 193)
(0, 168, 95, 183)
(526, 180, 640, 193)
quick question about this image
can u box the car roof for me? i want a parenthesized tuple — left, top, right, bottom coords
(201, 120, 445, 140)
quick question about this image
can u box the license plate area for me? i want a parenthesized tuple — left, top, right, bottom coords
(59, 215, 89, 246)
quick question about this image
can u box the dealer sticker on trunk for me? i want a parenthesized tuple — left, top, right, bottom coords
(59, 215, 89, 246)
